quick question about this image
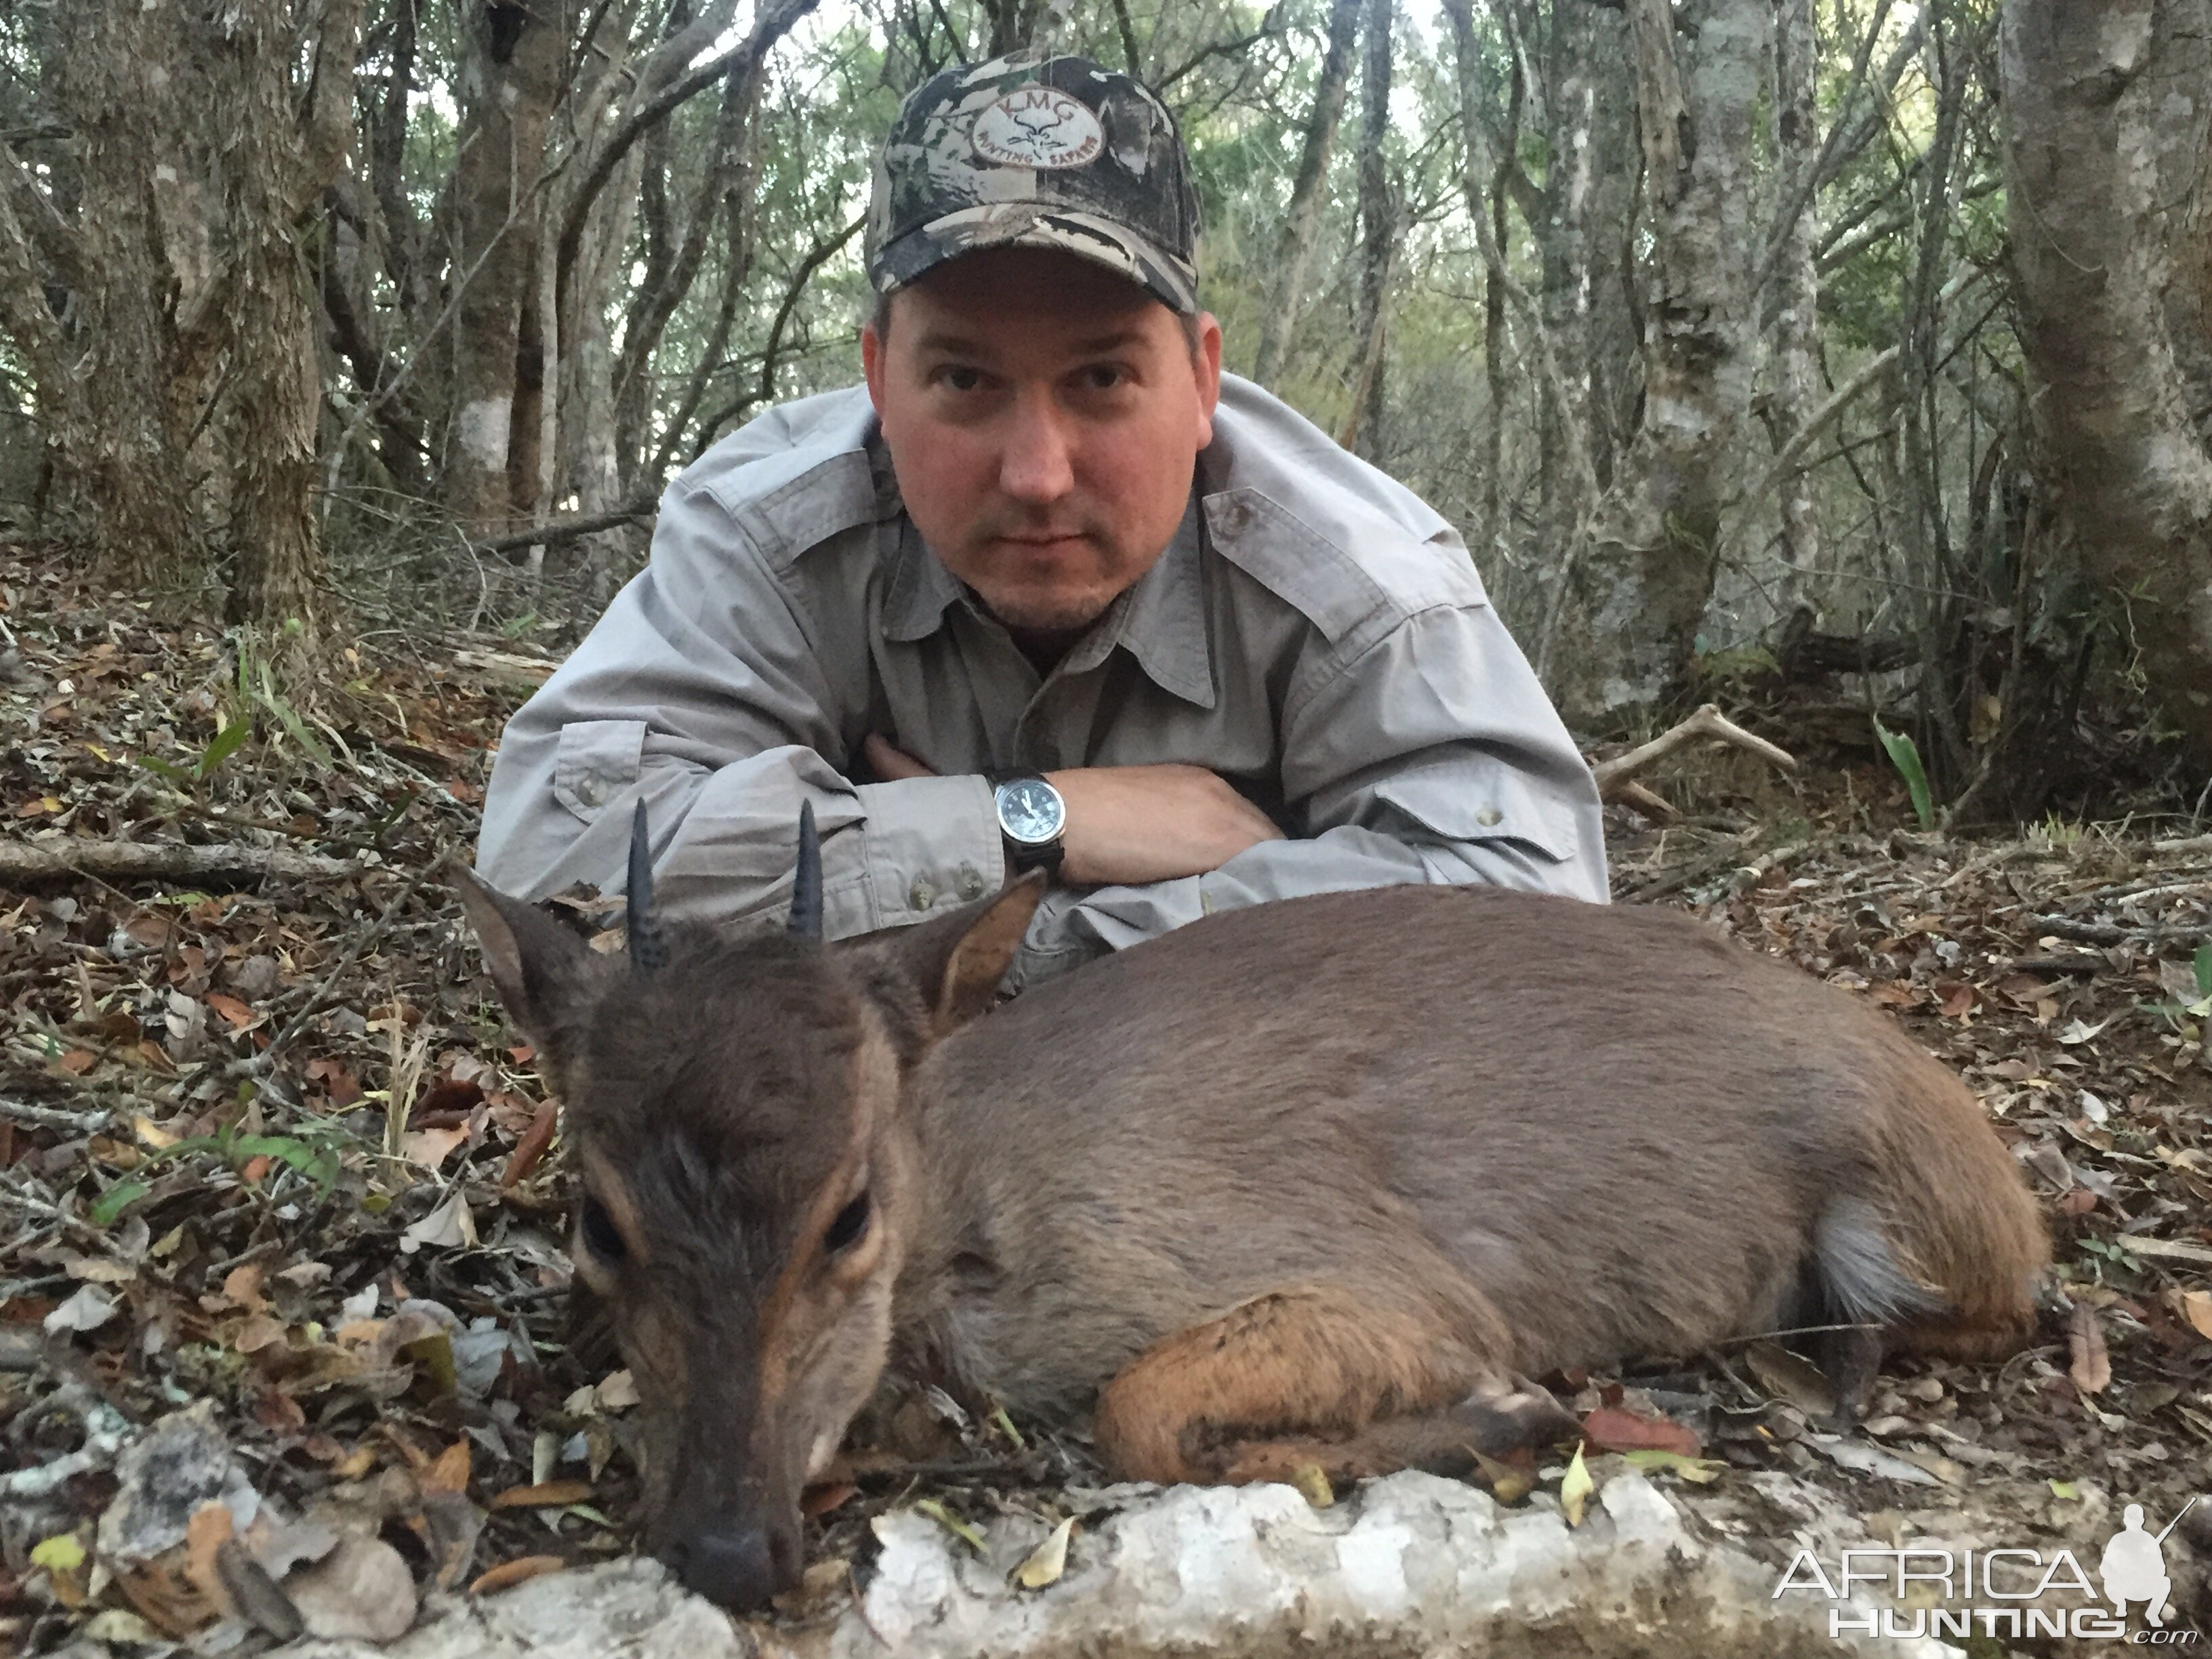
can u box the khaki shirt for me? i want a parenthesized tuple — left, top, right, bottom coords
(476, 375, 1607, 989)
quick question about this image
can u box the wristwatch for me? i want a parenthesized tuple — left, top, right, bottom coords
(989, 770, 1067, 876)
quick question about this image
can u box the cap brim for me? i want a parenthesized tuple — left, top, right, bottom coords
(874, 203, 1198, 314)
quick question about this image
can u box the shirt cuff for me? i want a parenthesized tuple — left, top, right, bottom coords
(854, 773, 1004, 927)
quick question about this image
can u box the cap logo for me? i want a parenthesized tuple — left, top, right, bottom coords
(970, 87, 1104, 170)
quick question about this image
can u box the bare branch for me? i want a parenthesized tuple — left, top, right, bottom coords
(470, 496, 658, 555)
(1593, 704, 1798, 798)
(1157, 8, 1285, 93)
(0, 148, 83, 288)
(554, 0, 822, 325)
(0, 164, 65, 386)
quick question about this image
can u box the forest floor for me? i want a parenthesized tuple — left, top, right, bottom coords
(3, 545, 2210, 1652)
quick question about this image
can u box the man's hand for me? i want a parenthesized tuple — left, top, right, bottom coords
(1041, 764, 1283, 884)
(862, 735, 1283, 886)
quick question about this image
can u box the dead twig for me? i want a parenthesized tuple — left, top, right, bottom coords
(1593, 704, 1799, 822)
(240, 847, 457, 1075)
(0, 840, 361, 886)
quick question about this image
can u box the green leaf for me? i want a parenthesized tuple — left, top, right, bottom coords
(195, 717, 252, 779)
(90, 1179, 152, 1227)
(134, 754, 197, 786)
(2194, 942, 2212, 1001)
(2050, 1479, 2081, 1500)
(254, 661, 335, 769)
(227, 1134, 342, 1195)
(30, 1533, 85, 1574)
(913, 1498, 987, 1553)
(1871, 716, 1936, 831)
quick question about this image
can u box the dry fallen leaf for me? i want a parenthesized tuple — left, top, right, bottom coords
(1743, 1341, 1838, 1418)
(2068, 1303, 2112, 1396)
(490, 1481, 591, 1511)
(281, 1534, 417, 1643)
(1559, 1442, 1595, 1527)
(469, 1556, 568, 1597)
(1471, 1449, 1535, 1504)
(1288, 1462, 1334, 1509)
(2168, 1289, 2212, 1342)
(403, 1125, 470, 1170)
(1012, 1516, 1076, 1589)
(423, 1438, 472, 1496)
(1582, 1404, 1702, 1459)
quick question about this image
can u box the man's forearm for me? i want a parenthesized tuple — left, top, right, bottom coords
(1005, 818, 1605, 991)
(478, 735, 1003, 937)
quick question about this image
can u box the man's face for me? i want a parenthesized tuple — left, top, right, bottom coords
(862, 247, 1223, 635)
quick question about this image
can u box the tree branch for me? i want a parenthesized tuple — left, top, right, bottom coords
(0, 164, 65, 386)
(553, 0, 821, 329)
(1158, 8, 1286, 92)
(0, 148, 82, 288)
(470, 496, 659, 555)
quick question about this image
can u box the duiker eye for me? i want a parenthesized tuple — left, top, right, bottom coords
(579, 1194, 627, 1263)
(823, 1192, 871, 1254)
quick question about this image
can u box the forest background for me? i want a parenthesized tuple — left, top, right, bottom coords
(0, 0, 2207, 827)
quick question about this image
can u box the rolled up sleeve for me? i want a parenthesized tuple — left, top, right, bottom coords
(1010, 599, 1605, 989)
(476, 483, 1002, 936)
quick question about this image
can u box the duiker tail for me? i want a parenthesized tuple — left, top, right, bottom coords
(1824, 1041, 2047, 1359)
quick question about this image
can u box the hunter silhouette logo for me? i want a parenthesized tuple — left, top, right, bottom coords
(2104, 1500, 2196, 1629)
(971, 88, 1104, 169)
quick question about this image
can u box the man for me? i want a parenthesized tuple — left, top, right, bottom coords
(477, 53, 1606, 991)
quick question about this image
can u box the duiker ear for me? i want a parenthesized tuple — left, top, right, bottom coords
(457, 871, 604, 1065)
(900, 874, 1046, 1033)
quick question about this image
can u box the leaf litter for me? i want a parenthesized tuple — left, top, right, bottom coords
(4, 548, 2212, 1645)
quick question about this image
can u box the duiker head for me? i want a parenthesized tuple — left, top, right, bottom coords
(459, 804, 1040, 1610)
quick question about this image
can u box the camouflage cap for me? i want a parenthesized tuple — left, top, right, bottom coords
(867, 54, 1201, 314)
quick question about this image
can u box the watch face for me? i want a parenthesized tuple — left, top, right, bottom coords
(997, 778, 1066, 846)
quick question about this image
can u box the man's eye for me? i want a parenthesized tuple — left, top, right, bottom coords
(1078, 365, 1127, 392)
(579, 1194, 627, 1263)
(933, 366, 983, 392)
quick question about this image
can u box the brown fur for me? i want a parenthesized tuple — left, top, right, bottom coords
(459, 874, 2049, 1610)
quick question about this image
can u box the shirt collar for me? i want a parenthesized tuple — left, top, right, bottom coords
(878, 475, 1217, 710)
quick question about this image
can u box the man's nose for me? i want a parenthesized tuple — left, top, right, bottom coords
(664, 1520, 797, 1610)
(997, 396, 1076, 504)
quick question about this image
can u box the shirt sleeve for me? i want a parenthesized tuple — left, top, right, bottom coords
(474, 480, 1003, 936)
(1004, 599, 1607, 991)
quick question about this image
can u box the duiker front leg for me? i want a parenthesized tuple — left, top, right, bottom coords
(1092, 1281, 1580, 1487)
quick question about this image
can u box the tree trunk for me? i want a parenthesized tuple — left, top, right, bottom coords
(1552, 0, 1767, 731)
(447, 1, 565, 536)
(1350, 0, 1394, 460)
(2002, 0, 2212, 765)
(28, 0, 211, 586)
(1768, 0, 1821, 597)
(0, 0, 358, 632)
(1250, 0, 1361, 390)
(221, 0, 363, 638)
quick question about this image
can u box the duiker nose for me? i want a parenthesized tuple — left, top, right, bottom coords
(666, 1523, 793, 1610)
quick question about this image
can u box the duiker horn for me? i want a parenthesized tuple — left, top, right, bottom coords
(787, 800, 822, 940)
(626, 801, 669, 974)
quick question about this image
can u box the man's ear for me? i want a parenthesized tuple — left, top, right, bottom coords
(895, 874, 1046, 1036)
(456, 871, 605, 1072)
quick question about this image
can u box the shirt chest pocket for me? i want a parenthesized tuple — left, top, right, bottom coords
(553, 719, 648, 822)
